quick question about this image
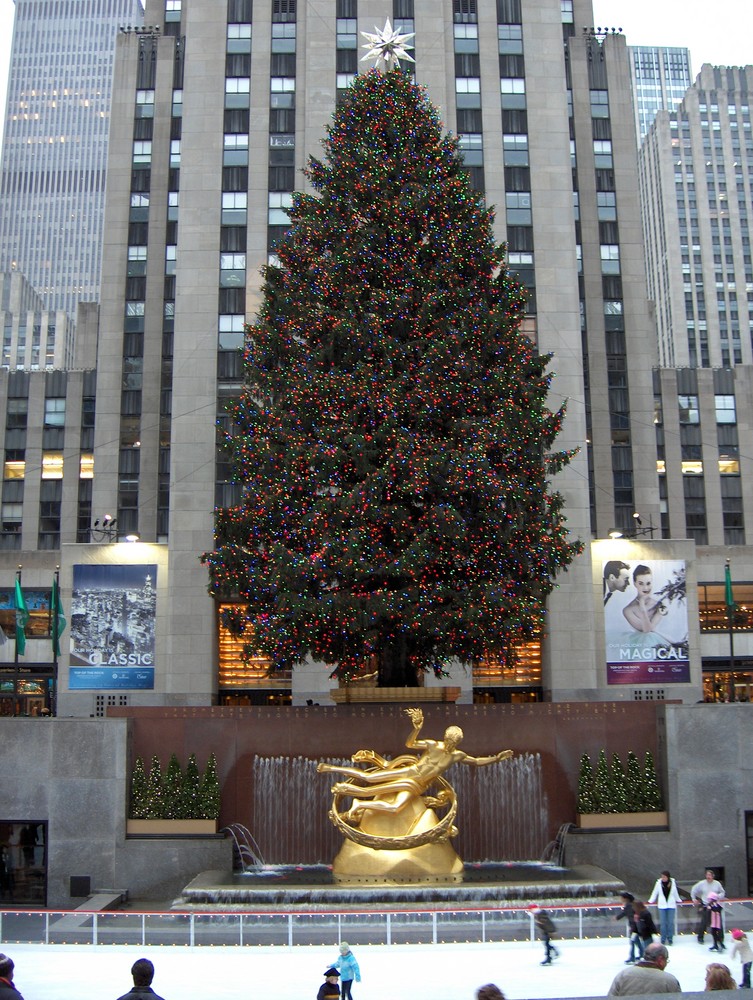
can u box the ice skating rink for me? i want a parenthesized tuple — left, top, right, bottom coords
(3, 933, 747, 1000)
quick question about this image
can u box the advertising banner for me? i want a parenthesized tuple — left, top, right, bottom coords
(68, 564, 157, 689)
(603, 557, 689, 684)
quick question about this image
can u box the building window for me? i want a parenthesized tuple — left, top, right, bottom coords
(715, 394, 736, 423)
(498, 24, 522, 54)
(4, 457, 25, 480)
(678, 394, 700, 424)
(590, 89, 609, 117)
(600, 244, 620, 274)
(132, 141, 152, 164)
(268, 192, 293, 225)
(1, 503, 22, 534)
(6, 399, 28, 430)
(41, 453, 63, 480)
(44, 398, 66, 428)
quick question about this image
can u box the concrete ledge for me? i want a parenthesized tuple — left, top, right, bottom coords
(75, 891, 126, 911)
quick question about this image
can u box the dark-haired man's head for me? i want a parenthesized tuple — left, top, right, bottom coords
(0, 954, 14, 981)
(131, 958, 155, 988)
(604, 561, 630, 594)
(477, 985, 506, 1000)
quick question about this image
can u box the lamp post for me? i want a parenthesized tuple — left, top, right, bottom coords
(725, 559, 735, 701)
(608, 513, 656, 540)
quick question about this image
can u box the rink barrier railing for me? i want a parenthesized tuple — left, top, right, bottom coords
(1, 899, 752, 947)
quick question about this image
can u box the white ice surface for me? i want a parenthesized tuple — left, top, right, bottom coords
(2, 933, 747, 1000)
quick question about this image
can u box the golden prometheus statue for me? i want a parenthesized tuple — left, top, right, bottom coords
(317, 707, 513, 882)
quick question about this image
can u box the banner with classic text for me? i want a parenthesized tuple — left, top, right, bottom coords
(68, 564, 157, 690)
(603, 556, 690, 684)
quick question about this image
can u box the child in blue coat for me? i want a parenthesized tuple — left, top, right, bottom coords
(334, 942, 361, 1000)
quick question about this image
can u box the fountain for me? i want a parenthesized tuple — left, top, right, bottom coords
(175, 711, 624, 910)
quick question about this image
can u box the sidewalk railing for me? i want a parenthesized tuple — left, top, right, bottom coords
(1, 900, 752, 948)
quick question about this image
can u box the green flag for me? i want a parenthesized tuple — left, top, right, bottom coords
(725, 561, 736, 614)
(14, 578, 29, 655)
(51, 577, 67, 657)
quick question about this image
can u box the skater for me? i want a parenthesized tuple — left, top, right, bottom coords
(333, 943, 360, 1000)
(707, 893, 726, 952)
(616, 891, 643, 963)
(692, 869, 726, 944)
(633, 900, 658, 951)
(318, 968, 341, 1000)
(531, 905, 559, 965)
(647, 870, 682, 945)
(730, 929, 753, 988)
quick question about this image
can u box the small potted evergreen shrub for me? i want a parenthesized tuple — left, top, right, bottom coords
(126, 753, 221, 835)
(576, 749, 667, 829)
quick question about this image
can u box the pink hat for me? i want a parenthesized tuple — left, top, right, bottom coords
(707, 892, 719, 901)
(732, 929, 745, 940)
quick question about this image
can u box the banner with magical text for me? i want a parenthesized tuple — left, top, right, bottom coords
(603, 557, 690, 685)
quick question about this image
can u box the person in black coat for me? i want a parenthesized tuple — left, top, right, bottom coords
(530, 905, 560, 965)
(115, 958, 167, 1000)
(615, 891, 643, 963)
(0, 954, 24, 1000)
(633, 900, 658, 949)
(318, 969, 341, 1000)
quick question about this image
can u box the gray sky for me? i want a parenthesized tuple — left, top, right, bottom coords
(0, 0, 752, 149)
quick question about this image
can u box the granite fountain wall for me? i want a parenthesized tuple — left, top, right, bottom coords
(1, 702, 751, 906)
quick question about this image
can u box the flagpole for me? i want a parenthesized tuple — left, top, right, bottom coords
(14, 565, 21, 716)
(725, 558, 735, 701)
(51, 565, 60, 717)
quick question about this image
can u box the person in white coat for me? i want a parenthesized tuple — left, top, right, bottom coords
(647, 870, 682, 945)
(730, 928, 753, 988)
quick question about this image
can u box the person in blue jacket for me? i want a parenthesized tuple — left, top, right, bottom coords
(334, 942, 361, 1000)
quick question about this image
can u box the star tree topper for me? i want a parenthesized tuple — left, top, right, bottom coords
(361, 18, 416, 73)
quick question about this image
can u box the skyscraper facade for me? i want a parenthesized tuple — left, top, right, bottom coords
(0, 0, 145, 319)
(76, 0, 660, 710)
(639, 64, 753, 368)
(629, 45, 692, 143)
(13, 0, 744, 718)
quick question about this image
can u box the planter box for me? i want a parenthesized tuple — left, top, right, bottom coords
(330, 686, 461, 704)
(577, 811, 668, 830)
(126, 819, 218, 836)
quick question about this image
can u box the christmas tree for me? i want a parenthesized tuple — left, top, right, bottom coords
(610, 753, 628, 813)
(180, 753, 202, 820)
(576, 752, 596, 814)
(202, 56, 581, 685)
(199, 753, 221, 821)
(625, 750, 644, 811)
(162, 753, 183, 820)
(129, 756, 149, 820)
(593, 749, 618, 813)
(642, 750, 664, 811)
(145, 754, 163, 819)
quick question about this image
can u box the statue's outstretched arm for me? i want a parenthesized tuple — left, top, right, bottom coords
(461, 749, 514, 767)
